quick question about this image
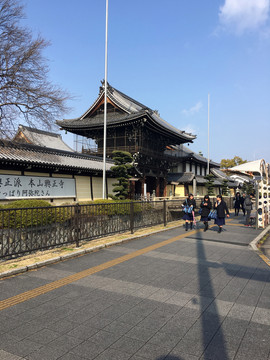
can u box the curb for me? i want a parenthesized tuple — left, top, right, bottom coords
(249, 224, 270, 252)
(0, 222, 185, 280)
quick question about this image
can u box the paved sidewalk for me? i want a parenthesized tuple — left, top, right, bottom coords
(0, 218, 269, 360)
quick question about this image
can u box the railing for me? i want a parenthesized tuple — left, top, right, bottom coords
(0, 197, 235, 260)
(0, 200, 187, 259)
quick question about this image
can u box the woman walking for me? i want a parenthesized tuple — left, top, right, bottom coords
(183, 194, 196, 231)
(214, 195, 230, 233)
(240, 193, 246, 216)
(233, 192, 241, 216)
(200, 195, 212, 232)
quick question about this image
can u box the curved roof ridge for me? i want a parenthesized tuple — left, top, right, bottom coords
(1, 140, 113, 163)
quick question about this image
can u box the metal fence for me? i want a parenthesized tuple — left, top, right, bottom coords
(0, 197, 234, 259)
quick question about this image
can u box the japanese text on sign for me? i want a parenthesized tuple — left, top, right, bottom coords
(0, 175, 76, 199)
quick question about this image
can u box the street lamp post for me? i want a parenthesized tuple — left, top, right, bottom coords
(102, 0, 109, 199)
(207, 93, 210, 175)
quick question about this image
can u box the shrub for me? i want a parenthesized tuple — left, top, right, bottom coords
(78, 199, 146, 216)
(0, 199, 54, 228)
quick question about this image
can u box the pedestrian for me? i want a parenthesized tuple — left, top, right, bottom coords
(214, 195, 230, 233)
(200, 195, 212, 232)
(244, 193, 254, 227)
(233, 192, 241, 216)
(240, 193, 246, 216)
(182, 193, 196, 231)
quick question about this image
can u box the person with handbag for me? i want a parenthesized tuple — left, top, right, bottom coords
(244, 193, 254, 226)
(182, 194, 196, 231)
(214, 194, 230, 233)
(200, 195, 212, 232)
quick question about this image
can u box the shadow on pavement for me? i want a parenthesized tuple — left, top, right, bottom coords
(196, 229, 229, 360)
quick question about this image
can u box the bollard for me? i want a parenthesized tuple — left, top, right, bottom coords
(74, 204, 81, 247)
(163, 199, 167, 227)
(130, 202, 134, 234)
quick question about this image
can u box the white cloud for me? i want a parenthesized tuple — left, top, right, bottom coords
(182, 101, 203, 116)
(219, 0, 270, 34)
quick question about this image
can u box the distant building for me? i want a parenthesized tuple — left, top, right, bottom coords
(228, 159, 270, 228)
(14, 124, 74, 152)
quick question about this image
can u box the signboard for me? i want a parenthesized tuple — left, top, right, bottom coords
(0, 175, 76, 200)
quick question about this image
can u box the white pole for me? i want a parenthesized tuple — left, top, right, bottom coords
(207, 93, 210, 175)
(102, 0, 109, 199)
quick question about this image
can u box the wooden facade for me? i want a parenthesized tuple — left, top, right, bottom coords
(57, 82, 196, 198)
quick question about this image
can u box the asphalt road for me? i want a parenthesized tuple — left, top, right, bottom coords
(0, 218, 269, 360)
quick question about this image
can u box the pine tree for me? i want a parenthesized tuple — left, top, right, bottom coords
(204, 174, 215, 196)
(110, 151, 133, 200)
(221, 179, 229, 196)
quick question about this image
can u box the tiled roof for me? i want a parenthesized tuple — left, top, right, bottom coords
(195, 175, 208, 184)
(211, 168, 230, 180)
(57, 82, 196, 142)
(181, 146, 220, 167)
(165, 145, 220, 167)
(167, 172, 195, 184)
(15, 125, 74, 152)
(0, 141, 112, 172)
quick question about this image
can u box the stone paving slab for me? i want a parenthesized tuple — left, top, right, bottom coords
(0, 218, 269, 359)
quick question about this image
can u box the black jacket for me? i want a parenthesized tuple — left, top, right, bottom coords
(214, 200, 229, 218)
(200, 200, 212, 217)
(183, 198, 196, 210)
(234, 195, 241, 209)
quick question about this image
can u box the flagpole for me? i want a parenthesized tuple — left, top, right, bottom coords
(102, 0, 109, 199)
(207, 93, 210, 175)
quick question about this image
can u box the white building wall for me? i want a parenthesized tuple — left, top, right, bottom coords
(92, 176, 103, 199)
(75, 176, 91, 201)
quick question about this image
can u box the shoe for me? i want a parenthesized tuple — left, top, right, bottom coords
(218, 227, 222, 233)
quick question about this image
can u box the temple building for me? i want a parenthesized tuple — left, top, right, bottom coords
(57, 81, 197, 197)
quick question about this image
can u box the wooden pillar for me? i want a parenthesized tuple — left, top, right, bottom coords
(141, 177, 146, 195)
(155, 178, 160, 197)
(163, 178, 167, 197)
(129, 180, 135, 200)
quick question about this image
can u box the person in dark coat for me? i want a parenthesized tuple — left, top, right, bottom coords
(240, 193, 246, 216)
(182, 194, 196, 231)
(214, 195, 230, 233)
(200, 195, 212, 232)
(233, 192, 241, 216)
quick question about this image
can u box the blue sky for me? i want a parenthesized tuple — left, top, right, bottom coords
(23, 0, 270, 163)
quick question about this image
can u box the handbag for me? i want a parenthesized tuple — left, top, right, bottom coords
(208, 209, 217, 220)
(183, 199, 192, 214)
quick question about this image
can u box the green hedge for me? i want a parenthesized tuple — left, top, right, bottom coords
(78, 199, 149, 216)
(0, 199, 154, 229)
(0, 199, 55, 229)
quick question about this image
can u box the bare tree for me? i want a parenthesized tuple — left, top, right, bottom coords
(0, 0, 71, 138)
